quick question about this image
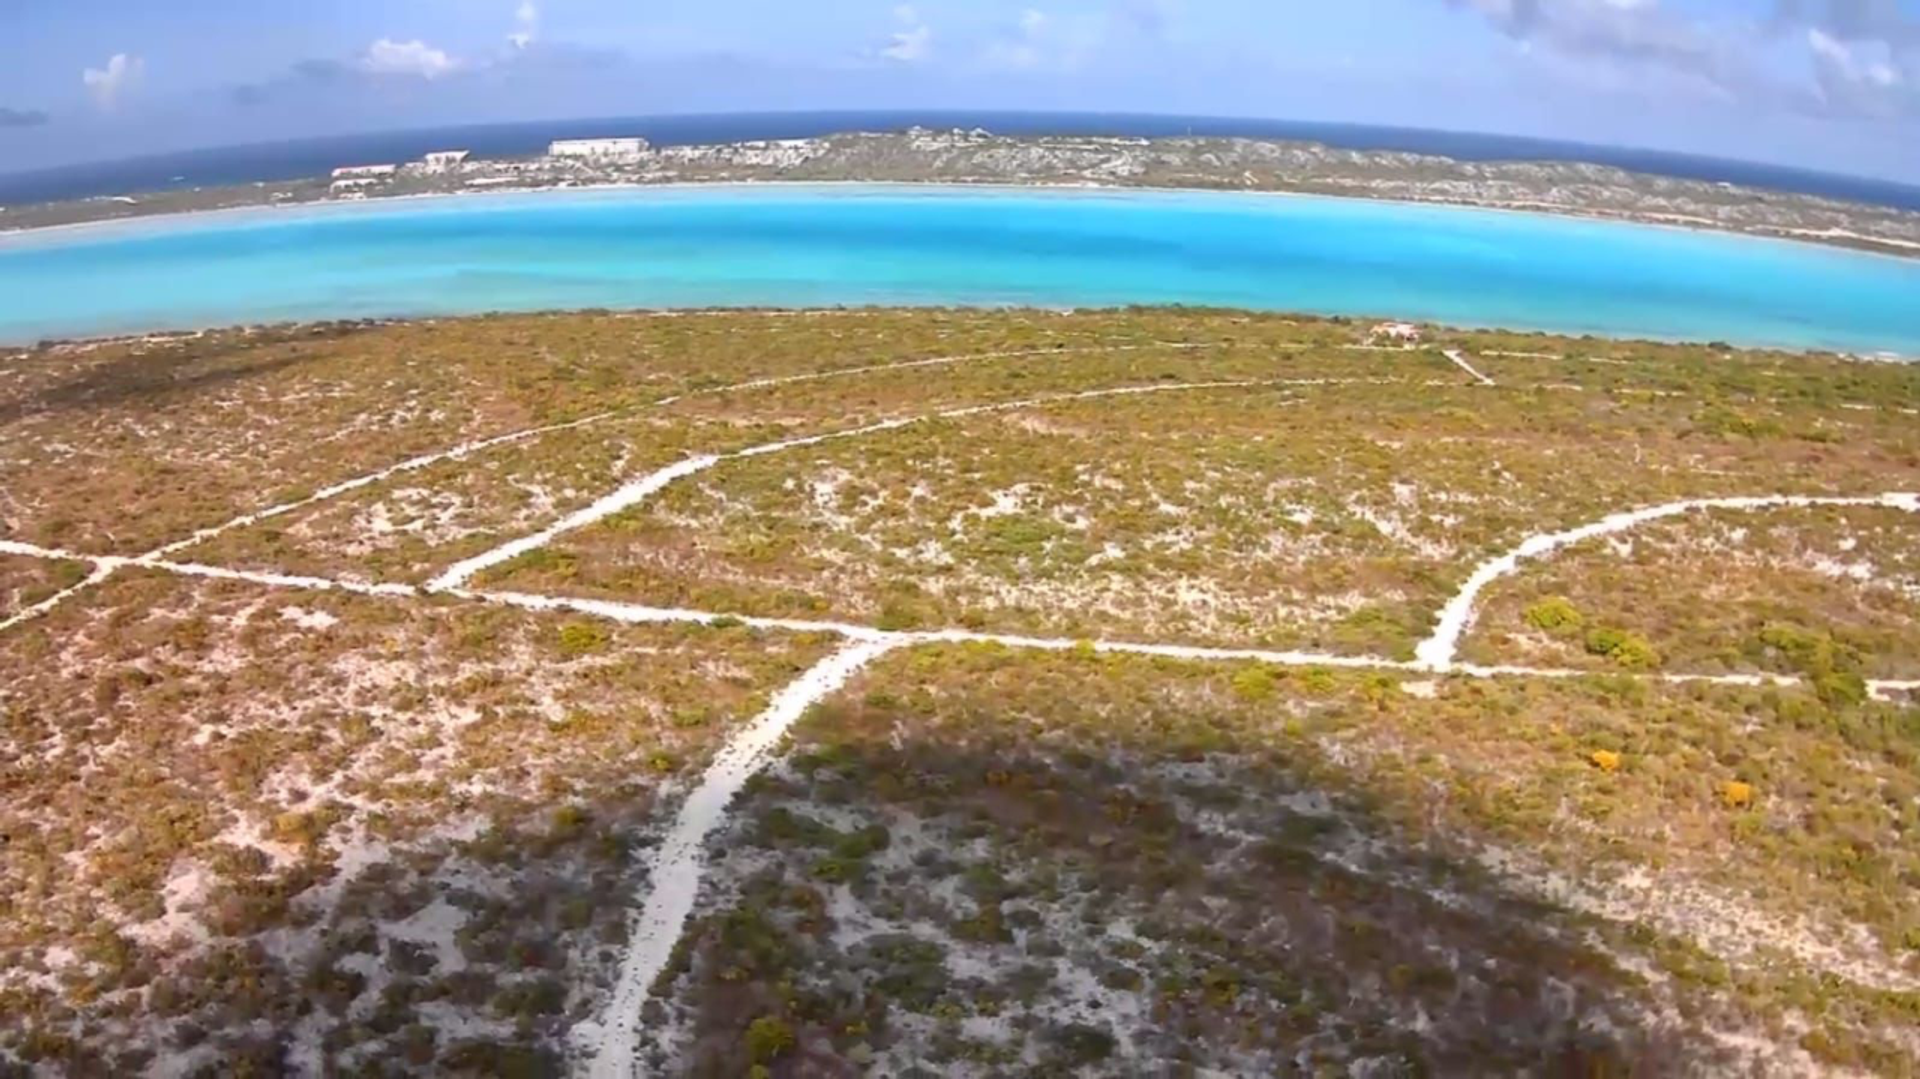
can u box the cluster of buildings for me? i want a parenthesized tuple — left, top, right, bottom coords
(327, 163, 397, 197)
(327, 149, 474, 196)
(546, 138, 649, 162)
(324, 137, 653, 199)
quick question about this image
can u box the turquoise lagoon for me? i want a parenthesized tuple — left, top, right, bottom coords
(1, 185, 1916, 352)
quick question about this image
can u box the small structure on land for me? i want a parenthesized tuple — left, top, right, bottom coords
(330, 164, 398, 180)
(1371, 321, 1423, 345)
(419, 150, 471, 171)
(548, 138, 649, 162)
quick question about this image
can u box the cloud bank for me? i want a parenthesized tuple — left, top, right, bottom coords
(1448, 0, 1916, 117)
(0, 107, 51, 129)
(510, 2, 541, 50)
(880, 6, 934, 62)
(82, 53, 144, 110)
(361, 39, 460, 79)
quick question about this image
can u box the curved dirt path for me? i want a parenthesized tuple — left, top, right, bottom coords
(425, 376, 1359, 591)
(3, 535, 1905, 700)
(15, 347, 1920, 1063)
(0, 560, 117, 633)
(1441, 348, 1496, 386)
(1, 411, 624, 632)
(1416, 492, 1920, 672)
(0, 340, 1216, 633)
(469, 587, 1830, 690)
(575, 639, 899, 1079)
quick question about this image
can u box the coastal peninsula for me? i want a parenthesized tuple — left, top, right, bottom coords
(6, 128, 1920, 258)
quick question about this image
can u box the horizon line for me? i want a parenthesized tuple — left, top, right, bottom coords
(4, 108, 1919, 203)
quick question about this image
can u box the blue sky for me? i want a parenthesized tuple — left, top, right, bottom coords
(2, 1, 1917, 182)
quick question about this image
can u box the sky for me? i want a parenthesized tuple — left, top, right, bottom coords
(1, 0, 1917, 183)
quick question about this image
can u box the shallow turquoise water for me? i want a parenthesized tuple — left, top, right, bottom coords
(1, 185, 1917, 352)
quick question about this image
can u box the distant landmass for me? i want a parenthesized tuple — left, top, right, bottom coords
(5, 110, 1920, 213)
(8, 128, 1919, 266)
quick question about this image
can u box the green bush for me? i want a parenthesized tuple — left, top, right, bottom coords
(1757, 624, 1866, 708)
(1523, 596, 1583, 634)
(875, 598, 927, 631)
(1811, 670, 1867, 708)
(745, 1016, 796, 1063)
(1230, 665, 1277, 701)
(556, 621, 609, 656)
(1585, 626, 1658, 669)
(1048, 1022, 1116, 1065)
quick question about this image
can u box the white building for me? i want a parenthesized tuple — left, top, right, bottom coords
(1371, 321, 1423, 344)
(547, 138, 648, 162)
(330, 164, 398, 180)
(420, 150, 470, 171)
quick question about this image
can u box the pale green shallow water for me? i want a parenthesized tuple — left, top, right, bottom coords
(1, 185, 1916, 353)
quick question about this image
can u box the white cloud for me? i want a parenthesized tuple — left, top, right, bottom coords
(883, 25, 934, 61)
(1808, 26, 1848, 63)
(361, 38, 460, 79)
(82, 53, 144, 110)
(880, 5, 933, 62)
(984, 9, 1049, 68)
(1807, 26, 1907, 114)
(1451, 0, 1917, 117)
(984, 8, 1107, 71)
(510, 1, 541, 50)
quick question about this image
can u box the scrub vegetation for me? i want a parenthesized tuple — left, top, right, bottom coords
(650, 645, 1920, 1074)
(1467, 505, 1920, 680)
(2, 308, 1918, 1074)
(0, 553, 88, 620)
(484, 315, 1920, 658)
(0, 571, 833, 1073)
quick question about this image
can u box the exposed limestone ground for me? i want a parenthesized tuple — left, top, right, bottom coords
(2, 309, 1918, 1075)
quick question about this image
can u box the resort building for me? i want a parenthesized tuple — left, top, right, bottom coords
(419, 150, 471, 171)
(1371, 321, 1423, 344)
(548, 138, 649, 162)
(330, 164, 398, 180)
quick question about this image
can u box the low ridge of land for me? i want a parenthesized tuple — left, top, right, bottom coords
(6, 129, 1920, 258)
(2, 309, 1918, 1075)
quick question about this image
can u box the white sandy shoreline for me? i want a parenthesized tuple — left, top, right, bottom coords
(5, 176, 1920, 265)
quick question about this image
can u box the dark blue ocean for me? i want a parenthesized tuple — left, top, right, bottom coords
(4, 111, 1919, 211)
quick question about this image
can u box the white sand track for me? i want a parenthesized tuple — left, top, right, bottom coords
(462, 587, 896, 641)
(1867, 679, 1920, 702)
(1442, 348, 1496, 387)
(0, 411, 627, 629)
(651, 341, 1212, 406)
(8, 503, 1920, 1056)
(0, 538, 423, 605)
(0, 558, 118, 633)
(426, 377, 1350, 591)
(148, 413, 627, 561)
(10, 342, 1920, 1069)
(576, 638, 898, 1079)
(12, 514, 1900, 699)
(0, 337, 1237, 632)
(18, 531, 1855, 702)
(438, 588, 1830, 690)
(424, 455, 725, 592)
(1416, 492, 1920, 672)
